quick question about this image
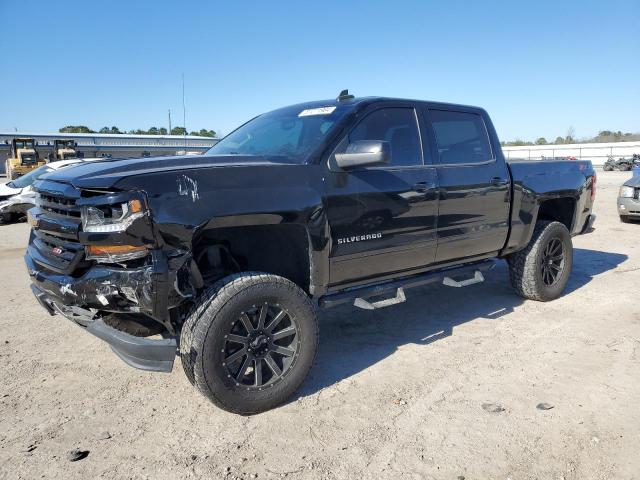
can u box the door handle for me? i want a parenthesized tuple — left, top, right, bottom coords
(490, 177, 509, 186)
(412, 182, 436, 193)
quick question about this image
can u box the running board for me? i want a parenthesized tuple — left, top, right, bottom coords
(443, 271, 484, 288)
(354, 288, 406, 310)
(319, 259, 495, 309)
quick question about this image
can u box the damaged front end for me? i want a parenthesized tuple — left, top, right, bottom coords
(0, 192, 34, 222)
(24, 179, 198, 372)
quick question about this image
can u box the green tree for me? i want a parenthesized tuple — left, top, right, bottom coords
(535, 137, 547, 145)
(198, 128, 216, 137)
(171, 126, 187, 135)
(159, 127, 168, 135)
(147, 127, 159, 135)
(554, 136, 565, 144)
(59, 125, 95, 133)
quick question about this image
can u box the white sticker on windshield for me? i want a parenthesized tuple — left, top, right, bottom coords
(298, 106, 336, 117)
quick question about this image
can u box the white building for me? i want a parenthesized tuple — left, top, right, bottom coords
(501, 141, 640, 167)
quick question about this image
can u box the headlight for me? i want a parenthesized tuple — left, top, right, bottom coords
(81, 199, 146, 233)
(619, 185, 635, 198)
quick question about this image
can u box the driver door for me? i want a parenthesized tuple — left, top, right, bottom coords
(324, 105, 439, 287)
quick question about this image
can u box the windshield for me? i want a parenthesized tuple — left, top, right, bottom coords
(8, 164, 54, 188)
(206, 104, 349, 164)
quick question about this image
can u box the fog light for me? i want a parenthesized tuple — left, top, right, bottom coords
(86, 244, 148, 263)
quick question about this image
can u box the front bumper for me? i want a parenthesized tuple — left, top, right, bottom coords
(618, 197, 640, 217)
(24, 248, 193, 373)
(29, 283, 177, 372)
(25, 248, 158, 315)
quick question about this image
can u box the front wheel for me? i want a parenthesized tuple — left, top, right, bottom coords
(507, 221, 573, 301)
(180, 272, 318, 415)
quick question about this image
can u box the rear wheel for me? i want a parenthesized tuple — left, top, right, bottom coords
(507, 221, 573, 301)
(180, 272, 318, 415)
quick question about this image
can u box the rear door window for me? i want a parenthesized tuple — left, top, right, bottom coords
(429, 110, 493, 165)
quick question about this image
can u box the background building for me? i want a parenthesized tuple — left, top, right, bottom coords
(501, 141, 640, 166)
(1, 132, 218, 174)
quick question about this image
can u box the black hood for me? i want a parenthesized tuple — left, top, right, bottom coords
(40, 154, 278, 189)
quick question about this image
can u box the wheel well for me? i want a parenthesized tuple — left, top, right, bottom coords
(537, 197, 576, 230)
(192, 225, 311, 293)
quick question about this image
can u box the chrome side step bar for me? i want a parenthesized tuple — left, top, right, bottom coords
(443, 271, 485, 288)
(354, 288, 406, 310)
(320, 259, 495, 310)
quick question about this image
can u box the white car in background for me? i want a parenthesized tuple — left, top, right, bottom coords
(0, 158, 99, 223)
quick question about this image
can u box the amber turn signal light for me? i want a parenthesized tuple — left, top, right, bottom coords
(86, 244, 146, 255)
(128, 199, 143, 214)
(85, 244, 148, 263)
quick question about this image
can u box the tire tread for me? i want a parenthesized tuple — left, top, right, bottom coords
(507, 220, 571, 301)
(179, 272, 317, 414)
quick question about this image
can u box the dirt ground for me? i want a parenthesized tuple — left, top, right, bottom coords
(0, 170, 638, 480)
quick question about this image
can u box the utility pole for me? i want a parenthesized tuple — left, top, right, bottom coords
(182, 73, 187, 147)
(168, 109, 172, 135)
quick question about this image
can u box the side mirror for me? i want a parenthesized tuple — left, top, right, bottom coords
(335, 140, 390, 169)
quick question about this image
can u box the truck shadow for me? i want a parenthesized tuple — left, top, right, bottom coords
(296, 248, 627, 399)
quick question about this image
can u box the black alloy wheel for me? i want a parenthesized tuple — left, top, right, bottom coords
(222, 302, 298, 389)
(540, 237, 565, 286)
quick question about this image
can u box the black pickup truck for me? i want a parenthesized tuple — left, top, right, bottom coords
(24, 93, 596, 414)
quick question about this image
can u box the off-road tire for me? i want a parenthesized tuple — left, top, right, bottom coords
(620, 215, 632, 224)
(180, 272, 318, 415)
(507, 221, 573, 301)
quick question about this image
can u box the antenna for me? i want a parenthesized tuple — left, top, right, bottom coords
(337, 89, 354, 102)
(182, 73, 187, 147)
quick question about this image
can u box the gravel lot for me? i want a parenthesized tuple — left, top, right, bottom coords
(0, 170, 639, 480)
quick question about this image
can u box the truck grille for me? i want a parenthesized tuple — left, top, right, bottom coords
(38, 193, 82, 218)
(30, 180, 85, 274)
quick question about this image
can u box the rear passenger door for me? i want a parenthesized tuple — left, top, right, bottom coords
(423, 108, 510, 263)
(325, 105, 439, 287)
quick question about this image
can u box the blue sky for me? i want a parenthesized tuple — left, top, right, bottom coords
(1, 0, 638, 141)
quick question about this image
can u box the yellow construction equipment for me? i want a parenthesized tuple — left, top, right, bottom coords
(4, 138, 45, 180)
(48, 139, 83, 161)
